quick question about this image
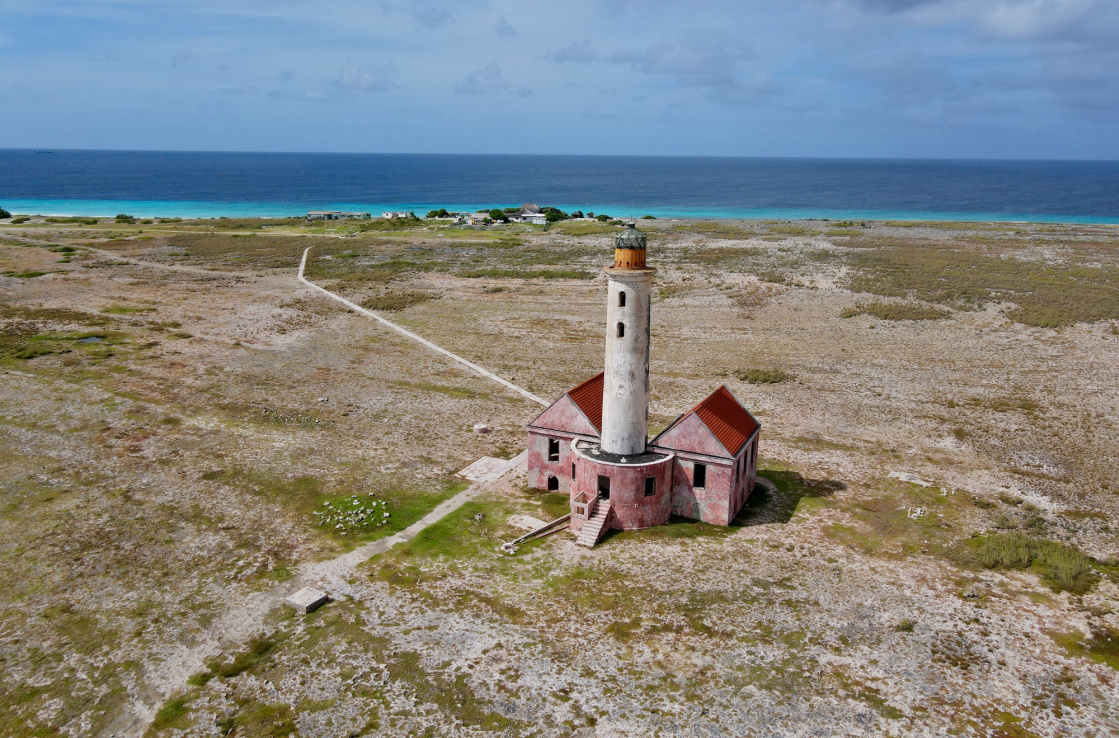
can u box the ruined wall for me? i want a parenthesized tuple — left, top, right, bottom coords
(526, 430, 580, 492)
(571, 451, 673, 531)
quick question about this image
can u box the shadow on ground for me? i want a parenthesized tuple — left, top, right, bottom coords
(598, 469, 846, 545)
(737, 469, 846, 527)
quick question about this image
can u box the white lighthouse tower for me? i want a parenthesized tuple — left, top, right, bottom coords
(600, 223, 655, 456)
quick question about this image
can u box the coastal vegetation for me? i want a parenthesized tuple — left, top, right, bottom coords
(841, 301, 950, 321)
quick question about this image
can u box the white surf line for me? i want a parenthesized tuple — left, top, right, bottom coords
(298, 245, 548, 407)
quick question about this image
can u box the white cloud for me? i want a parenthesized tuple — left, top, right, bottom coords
(336, 60, 399, 93)
(454, 63, 510, 95)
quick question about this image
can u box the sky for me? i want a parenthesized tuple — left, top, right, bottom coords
(1, 0, 1118, 159)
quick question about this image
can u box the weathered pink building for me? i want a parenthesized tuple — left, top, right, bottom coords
(526, 224, 761, 547)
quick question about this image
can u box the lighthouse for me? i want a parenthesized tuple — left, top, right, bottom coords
(523, 220, 762, 547)
(600, 223, 655, 456)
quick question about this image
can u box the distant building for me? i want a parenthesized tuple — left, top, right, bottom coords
(511, 203, 547, 224)
(467, 212, 491, 226)
(306, 211, 371, 221)
(525, 224, 761, 547)
(382, 211, 412, 219)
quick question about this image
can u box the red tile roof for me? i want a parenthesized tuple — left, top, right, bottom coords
(691, 385, 759, 455)
(567, 372, 604, 432)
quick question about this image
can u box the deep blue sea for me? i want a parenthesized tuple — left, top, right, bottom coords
(2, 150, 1118, 223)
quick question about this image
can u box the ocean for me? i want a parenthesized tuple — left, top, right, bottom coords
(1, 149, 1117, 223)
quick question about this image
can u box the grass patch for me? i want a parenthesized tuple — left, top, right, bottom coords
(967, 533, 1097, 593)
(360, 290, 437, 312)
(165, 232, 325, 269)
(841, 301, 949, 321)
(150, 696, 191, 732)
(204, 635, 277, 680)
(735, 368, 793, 384)
(670, 222, 760, 240)
(2, 270, 52, 278)
(552, 222, 623, 236)
(1049, 625, 1119, 671)
(845, 243, 1119, 327)
(101, 304, 156, 315)
(459, 268, 594, 280)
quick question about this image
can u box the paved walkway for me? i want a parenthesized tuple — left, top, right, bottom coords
(301, 451, 526, 585)
(129, 452, 527, 736)
(297, 246, 549, 408)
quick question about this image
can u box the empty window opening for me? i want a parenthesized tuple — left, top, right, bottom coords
(617, 322, 625, 338)
(547, 476, 559, 491)
(547, 438, 560, 462)
(694, 463, 707, 489)
(618, 291, 627, 307)
(571, 462, 576, 479)
(598, 475, 611, 499)
(644, 477, 656, 497)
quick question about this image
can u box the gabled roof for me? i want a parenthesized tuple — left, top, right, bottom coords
(526, 372, 603, 437)
(652, 385, 759, 457)
(694, 385, 759, 455)
(566, 372, 604, 432)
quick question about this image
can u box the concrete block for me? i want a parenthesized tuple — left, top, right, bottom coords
(286, 587, 330, 614)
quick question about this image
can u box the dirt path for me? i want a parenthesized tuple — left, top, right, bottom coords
(297, 246, 549, 408)
(123, 452, 527, 736)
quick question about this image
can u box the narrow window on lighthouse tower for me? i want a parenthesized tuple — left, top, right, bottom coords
(617, 322, 625, 338)
(618, 291, 627, 307)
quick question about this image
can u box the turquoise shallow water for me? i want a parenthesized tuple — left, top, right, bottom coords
(5, 199, 1119, 224)
(3, 150, 1118, 224)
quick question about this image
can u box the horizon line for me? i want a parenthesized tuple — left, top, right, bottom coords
(3, 148, 1118, 164)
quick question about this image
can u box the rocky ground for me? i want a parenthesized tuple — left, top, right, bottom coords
(0, 215, 1117, 737)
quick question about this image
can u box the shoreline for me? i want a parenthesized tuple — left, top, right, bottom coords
(3, 199, 1119, 225)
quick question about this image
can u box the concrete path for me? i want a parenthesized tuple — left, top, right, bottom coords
(127, 452, 526, 736)
(298, 246, 549, 408)
(301, 451, 526, 585)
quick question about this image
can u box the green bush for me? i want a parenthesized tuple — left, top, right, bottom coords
(11, 217, 29, 224)
(735, 368, 793, 384)
(0, 205, 10, 218)
(974, 533, 1096, 593)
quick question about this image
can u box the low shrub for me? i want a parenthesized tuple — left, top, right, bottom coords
(361, 291, 437, 312)
(973, 533, 1096, 593)
(841, 301, 949, 321)
(460, 268, 593, 280)
(735, 368, 793, 384)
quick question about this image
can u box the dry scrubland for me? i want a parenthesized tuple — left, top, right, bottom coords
(0, 214, 1118, 737)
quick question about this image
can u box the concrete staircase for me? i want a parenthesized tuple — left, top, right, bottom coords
(575, 502, 612, 548)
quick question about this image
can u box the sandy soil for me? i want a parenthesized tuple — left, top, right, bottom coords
(0, 216, 1117, 737)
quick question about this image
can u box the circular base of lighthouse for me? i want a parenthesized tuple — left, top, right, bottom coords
(569, 440, 674, 532)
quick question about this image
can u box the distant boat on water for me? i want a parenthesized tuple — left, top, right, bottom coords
(33, 150, 54, 154)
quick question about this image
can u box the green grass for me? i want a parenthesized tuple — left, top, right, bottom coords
(845, 244, 1119, 327)
(164, 232, 325, 269)
(101, 305, 156, 315)
(459, 267, 594, 279)
(735, 368, 793, 384)
(552, 222, 623, 236)
(968, 533, 1097, 593)
(360, 290, 437, 312)
(2, 270, 52, 278)
(841, 301, 950, 321)
(1050, 625, 1119, 671)
(150, 697, 190, 732)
